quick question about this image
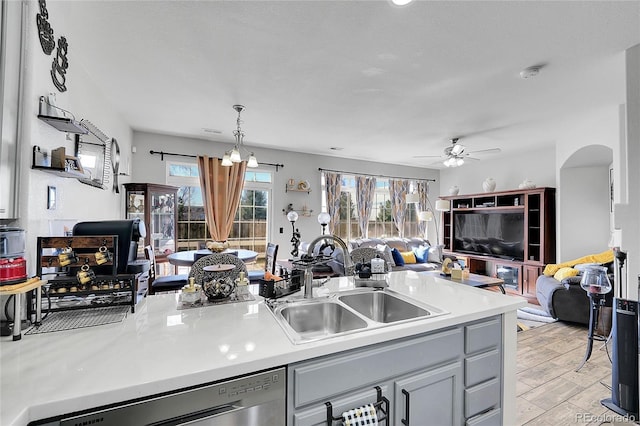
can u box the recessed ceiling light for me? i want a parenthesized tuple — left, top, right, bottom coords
(202, 128, 222, 134)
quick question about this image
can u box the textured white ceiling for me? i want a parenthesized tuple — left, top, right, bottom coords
(57, 0, 640, 168)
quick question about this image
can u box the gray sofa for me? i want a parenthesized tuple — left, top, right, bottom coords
(536, 263, 614, 325)
(349, 237, 441, 272)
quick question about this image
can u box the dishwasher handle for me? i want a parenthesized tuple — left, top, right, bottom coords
(150, 403, 243, 425)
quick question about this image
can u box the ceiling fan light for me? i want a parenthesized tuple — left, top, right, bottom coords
(247, 153, 259, 168)
(451, 144, 464, 155)
(443, 158, 453, 167)
(456, 158, 464, 166)
(221, 152, 233, 166)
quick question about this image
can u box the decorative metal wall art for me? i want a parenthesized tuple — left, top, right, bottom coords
(36, 0, 70, 92)
(51, 36, 69, 92)
(36, 0, 55, 54)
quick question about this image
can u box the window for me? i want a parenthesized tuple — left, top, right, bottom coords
(167, 162, 273, 254)
(324, 175, 419, 240)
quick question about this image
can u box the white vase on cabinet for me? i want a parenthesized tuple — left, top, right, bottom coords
(482, 178, 496, 193)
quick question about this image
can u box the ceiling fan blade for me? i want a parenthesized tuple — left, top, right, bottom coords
(466, 147, 501, 155)
(412, 154, 443, 159)
(465, 156, 481, 161)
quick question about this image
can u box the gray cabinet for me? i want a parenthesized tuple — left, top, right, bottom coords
(287, 316, 503, 425)
(394, 362, 463, 425)
(0, 0, 25, 219)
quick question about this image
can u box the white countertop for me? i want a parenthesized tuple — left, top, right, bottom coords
(0, 271, 525, 425)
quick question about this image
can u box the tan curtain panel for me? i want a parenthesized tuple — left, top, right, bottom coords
(197, 156, 247, 242)
(416, 180, 429, 239)
(355, 176, 376, 238)
(389, 179, 409, 237)
(323, 172, 342, 234)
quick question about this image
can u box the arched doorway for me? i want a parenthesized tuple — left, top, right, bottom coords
(558, 145, 613, 260)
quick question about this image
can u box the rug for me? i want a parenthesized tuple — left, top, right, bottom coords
(517, 306, 557, 331)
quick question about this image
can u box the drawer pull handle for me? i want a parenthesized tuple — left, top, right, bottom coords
(401, 389, 410, 425)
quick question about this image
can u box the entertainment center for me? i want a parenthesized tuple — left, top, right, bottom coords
(440, 187, 556, 304)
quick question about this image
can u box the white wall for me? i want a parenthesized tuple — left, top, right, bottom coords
(131, 131, 440, 253)
(559, 166, 611, 259)
(438, 146, 556, 197)
(14, 0, 134, 276)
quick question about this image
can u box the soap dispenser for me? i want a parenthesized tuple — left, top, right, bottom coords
(235, 271, 250, 299)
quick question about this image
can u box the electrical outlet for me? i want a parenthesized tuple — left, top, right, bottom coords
(279, 227, 284, 234)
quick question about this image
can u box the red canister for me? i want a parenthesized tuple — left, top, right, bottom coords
(0, 257, 27, 284)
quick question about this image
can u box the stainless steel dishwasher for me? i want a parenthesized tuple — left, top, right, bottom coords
(31, 367, 286, 426)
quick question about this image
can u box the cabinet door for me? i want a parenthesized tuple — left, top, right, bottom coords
(394, 361, 463, 426)
(0, 0, 24, 219)
(494, 262, 521, 293)
(523, 265, 541, 301)
(148, 188, 176, 255)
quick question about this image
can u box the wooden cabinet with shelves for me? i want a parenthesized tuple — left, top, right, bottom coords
(439, 187, 555, 303)
(123, 183, 178, 262)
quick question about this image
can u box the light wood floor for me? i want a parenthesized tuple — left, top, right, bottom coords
(516, 321, 638, 425)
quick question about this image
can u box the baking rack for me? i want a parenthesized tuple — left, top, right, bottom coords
(324, 386, 389, 425)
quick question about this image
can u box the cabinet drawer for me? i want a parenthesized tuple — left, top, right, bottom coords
(465, 317, 501, 354)
(290, 328, 462, 407)
(465, 349, 500, 387)
(292, 385, 390, 426)
(464, 378, 500, 418)
(466, 408, 502, 426)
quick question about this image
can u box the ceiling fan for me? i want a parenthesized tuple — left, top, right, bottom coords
(414, 138, 501, 167)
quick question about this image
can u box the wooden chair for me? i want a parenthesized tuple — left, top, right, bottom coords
(144, 246, 188, 294)
(188, 253, 248, 284)
(248, 243, 279, 283)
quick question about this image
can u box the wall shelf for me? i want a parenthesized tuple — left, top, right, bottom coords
(285, 183, 311, 194)
(282, 207, 313, 217)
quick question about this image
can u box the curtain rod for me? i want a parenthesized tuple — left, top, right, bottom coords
(149, 150, 284, 170)
(318, 167, 436, 182)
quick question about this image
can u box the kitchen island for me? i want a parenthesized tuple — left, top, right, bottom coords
(0, 271, 525, 425)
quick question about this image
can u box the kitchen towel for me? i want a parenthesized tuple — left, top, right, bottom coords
(341, 403, 378, 426)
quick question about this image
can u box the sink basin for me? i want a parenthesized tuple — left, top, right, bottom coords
(268, 289, 448, 344)
(338, 291, 431, 323)
(279, 301, 367, 342)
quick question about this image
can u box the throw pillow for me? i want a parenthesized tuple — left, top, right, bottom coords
(574, 263, 600, 272)
(412, 245, 429, 263)
(391, 248, 405, 266)
(400, 251, 417, 264)
(376, 244, 395, 267)
(427, 245, 443, 263)
(554, 267, 579, 281)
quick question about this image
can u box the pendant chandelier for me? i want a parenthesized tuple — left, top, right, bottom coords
(222, 104, 258, 168)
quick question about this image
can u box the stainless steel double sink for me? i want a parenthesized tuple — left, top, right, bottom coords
(268, 288, 448, 344)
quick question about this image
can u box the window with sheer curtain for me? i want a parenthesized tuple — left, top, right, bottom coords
(321, 174, 419, 240)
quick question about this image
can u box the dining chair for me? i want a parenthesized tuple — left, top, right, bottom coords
(188, 253, 248, 285)
(144, 246, 188, 294)
(248, 243, 279, 283)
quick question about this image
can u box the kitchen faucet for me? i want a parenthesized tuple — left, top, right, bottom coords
(304, 234, 353, 298)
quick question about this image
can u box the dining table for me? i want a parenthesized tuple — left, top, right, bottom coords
(167, 249, 258, 267)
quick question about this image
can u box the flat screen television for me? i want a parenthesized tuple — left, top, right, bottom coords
(453, 211, 525, 261)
